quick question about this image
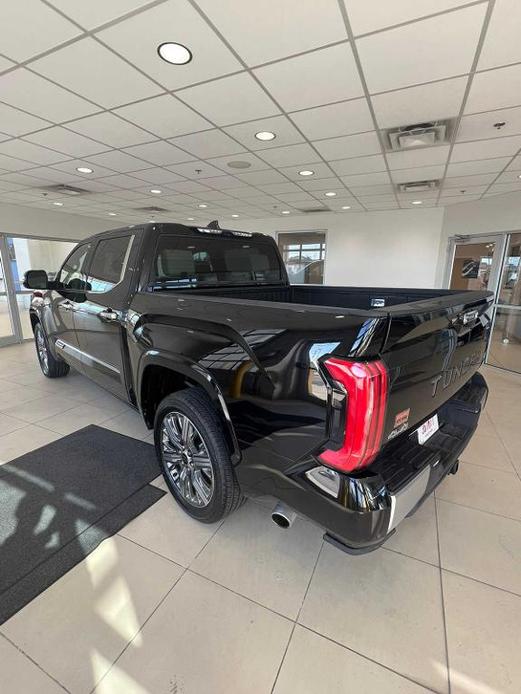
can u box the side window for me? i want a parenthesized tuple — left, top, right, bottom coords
(57, 243, 91, 291)
(87, 236, 133, 293)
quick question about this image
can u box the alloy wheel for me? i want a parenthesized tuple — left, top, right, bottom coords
(36, 328, 49, 375)
(161, 410, 214, 507)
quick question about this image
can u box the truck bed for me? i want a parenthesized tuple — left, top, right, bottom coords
(180, 283, 486, 313)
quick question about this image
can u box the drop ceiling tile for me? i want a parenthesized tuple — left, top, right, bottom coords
(168, 181, 213, 195)
(349, 183, 394, 195)
(440, 184, 488, 196)
(166, 161, 225, 180)
(254, 44, 363, 112)
(197, 0, 346, 65)
(0, 174, 43, 188)
(0, 1, 80, 62)
(446, 157, 510, 177)
(357, 4, 486, 93)
(505, 154, 521, 171)
(443, 173, 497, 187)
(0, 55, 15, 71)
(234, 170, 288, 185)
(23, 127, 109, 157)
(486, 182, 521, 194)
(313, 131, 381, 161)
(451, 135, 521, 162)
(365, 201, 399, 209)
(391, 165, 446, 183)
(387, 145, 450, 170)
(478, 0, 521, 70)
(439, 194, 482, 205)
(130, 168, 186, 184)
(277, 162, 334, 181)
(457, 107, 521, 143)
(0, 103, 52, 138)
(66, 112, 157, 148)
(465, 64, 521, 114)
(123, 141, 193, 166)
(298, 177, 344, 191)
(356, 194, 397, 204)
(170, 130, 245, 159)
(277, 192, 320, 204)
(340, 171, 391, 187)
(223, 115, 304, 151)
(86, 150, 151, 173)
(258, 182, 302, 194)
(98, 0, 242, 90)
(0, 68, 98, 122)
(344, 0, 471, 36)
(21, 167, 82, 185)
(289, 98, 374, 141)
(177, 73, 279, 126)
(371, 77, 467, 129)
(47, 0, 157, 30)
(495, 169, 521, 184)
(207, 152, 271, 173)
(0, 139, 68, 165)
(31, 38, 161, 109)
(199, 176, 248, 190)
(258, 143, 321, 168)
(330, 154, 387, 176)
(93, 174, 147, 190)
(114, 94, 212, 140)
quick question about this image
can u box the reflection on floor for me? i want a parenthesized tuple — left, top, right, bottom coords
(1, 340, 521, 693)
(488, 333, 521, 373)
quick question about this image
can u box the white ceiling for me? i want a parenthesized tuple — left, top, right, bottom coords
(0, 0, 521, 225)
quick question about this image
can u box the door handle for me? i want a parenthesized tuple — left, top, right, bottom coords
(98, 309, 119, 323)
(60, 300, 75, 311)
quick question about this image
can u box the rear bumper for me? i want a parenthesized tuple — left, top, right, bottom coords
(263, 372, 488, 553)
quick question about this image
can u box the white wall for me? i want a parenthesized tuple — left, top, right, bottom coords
(0, 203, 112, 240)
(232, 207, 446, 288)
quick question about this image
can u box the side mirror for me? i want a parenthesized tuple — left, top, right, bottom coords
(23, 269, 49, 290)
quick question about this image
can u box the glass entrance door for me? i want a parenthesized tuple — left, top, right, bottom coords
(488, 233, 521, 373)
(448, 236, 503, 293)
(0, 235, 18, 346)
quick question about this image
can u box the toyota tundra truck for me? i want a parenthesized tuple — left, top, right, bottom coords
(24, 222, 492, 553)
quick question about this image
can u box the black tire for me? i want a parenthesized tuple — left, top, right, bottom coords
(154, 388, 243, 523)
(34, 322, 70, 378)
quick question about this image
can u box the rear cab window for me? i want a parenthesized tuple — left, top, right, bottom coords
(150, 233, 283, 289)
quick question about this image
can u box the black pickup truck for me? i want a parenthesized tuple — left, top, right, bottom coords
(24, 222, 492, 553)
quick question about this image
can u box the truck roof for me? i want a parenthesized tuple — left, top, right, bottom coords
(86, 221, 269, 242)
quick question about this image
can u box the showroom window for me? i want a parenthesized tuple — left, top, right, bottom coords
(278, 231, 326, 284)
(87, 236, 134, 293)
(57, 243, 91, 290)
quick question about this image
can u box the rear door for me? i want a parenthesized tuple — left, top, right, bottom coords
(74, 232, 136, 398)
(381, 291, 493, 443)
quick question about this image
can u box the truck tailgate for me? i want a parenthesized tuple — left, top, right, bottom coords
(380, 290, 493, 443)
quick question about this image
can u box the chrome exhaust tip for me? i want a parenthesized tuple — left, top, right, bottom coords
(271, 502, 297, 529)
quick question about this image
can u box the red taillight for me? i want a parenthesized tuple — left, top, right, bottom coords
(319, 358, 388, 473)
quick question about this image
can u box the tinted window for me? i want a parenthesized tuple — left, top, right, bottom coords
(152, 235, 282, 288)
(58, 243, 90, 290)
(87, 236, 133, 293)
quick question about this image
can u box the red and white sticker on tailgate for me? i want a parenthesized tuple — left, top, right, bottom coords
(417, 414, 439, 445)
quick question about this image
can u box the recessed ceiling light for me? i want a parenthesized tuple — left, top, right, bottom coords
(150, 188, 162, 194)
(187, 217, 195, 221)
(325, 191, 336, 197)
(281, 210, 290, 215)
(157, 42, 192, 65)
(198, 203, 207, 208)
(411, 200, 423, 205)
(518, 174, 521, 179)
(76, 166, 93, 174)
(108, 212, 117, 216)
(227, 160, 251, 169)
(255, 131, 276, 141)
(341, 205, 351, 210)
(149, 219, 156, 223)
(53, 201, 63, 206)
(231, 214, 239, 218)
(299, 170, 314, 176)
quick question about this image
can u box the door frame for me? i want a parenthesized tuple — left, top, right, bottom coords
(0, 235, 23, 346)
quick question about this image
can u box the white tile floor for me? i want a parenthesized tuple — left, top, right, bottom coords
(1, 341, 520, 694)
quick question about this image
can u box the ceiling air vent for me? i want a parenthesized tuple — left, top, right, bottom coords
(135, 206, 170, 213)
(386, 120, 452, 150)
(398, 180, 439, 193)
(39, 183, 91, 196)
(297, 206, 330, 214)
